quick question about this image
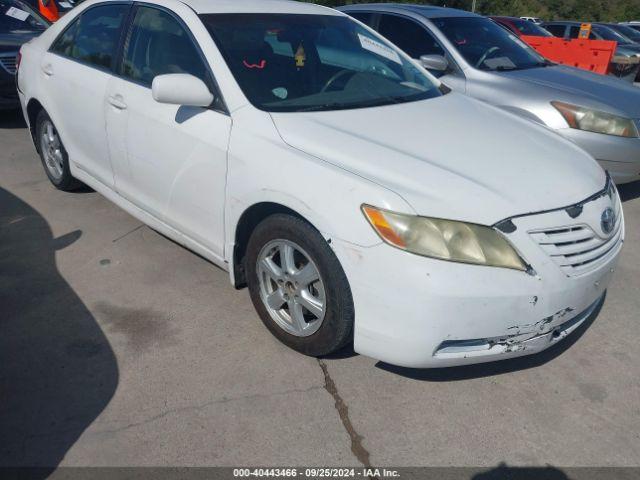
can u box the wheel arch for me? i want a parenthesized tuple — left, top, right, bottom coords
(26, 98, 45, 150)
(231, 202, 324, 289)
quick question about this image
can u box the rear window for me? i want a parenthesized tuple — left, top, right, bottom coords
(510, 18, 552, 37)
(1, 0, 48, 33)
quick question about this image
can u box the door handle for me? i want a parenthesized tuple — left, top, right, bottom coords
(41, 64, 53, 76)
(108, 95, 127, 110)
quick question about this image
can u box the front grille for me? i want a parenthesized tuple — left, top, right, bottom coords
(529, 198, 623, 276)
(0, 54, 18, 75)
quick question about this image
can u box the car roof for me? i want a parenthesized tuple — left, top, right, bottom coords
(491, 16, 521, 21)
(542, 21, 584, 25)
(338, 3, 480, 19)
(180, 0, 341, 16)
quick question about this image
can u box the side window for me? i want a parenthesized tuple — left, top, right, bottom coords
(121, 7, 207, 86)
(51, 4, 129, 70)
(545, 24, 567, 37)
(51, 18, 80, 57)
(568, 25, 598, 40)
(569, 26, 580, 39)
(348, 12, 374, 27)
(377, 14, 445, 59)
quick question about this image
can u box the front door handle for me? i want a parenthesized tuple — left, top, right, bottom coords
(108, 95, 127, 110)
(41, 64, 53, 76)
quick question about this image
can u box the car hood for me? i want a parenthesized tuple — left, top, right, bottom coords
(493, 65, 640, 116)
(270, 93, 605, 225)
(616, 44, 640, 56)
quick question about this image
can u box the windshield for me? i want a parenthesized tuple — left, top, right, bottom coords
(200, 14, 442, 112)
(601, 24, 640, 43)
(593, 25, 632, 43)
(1, 0, 48, 33)
(433, 17, 547, 71)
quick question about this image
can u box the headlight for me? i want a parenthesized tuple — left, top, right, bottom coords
(362, 205, 527, 271)
(552, 101, 639, 138)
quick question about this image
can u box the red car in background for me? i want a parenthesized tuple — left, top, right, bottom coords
(491, 16, 553, 37)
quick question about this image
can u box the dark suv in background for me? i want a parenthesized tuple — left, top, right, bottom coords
(1, 0, 48, 110)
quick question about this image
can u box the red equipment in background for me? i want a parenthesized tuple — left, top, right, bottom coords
(521, 35, 616, 75)
(37, 0, 60, 22)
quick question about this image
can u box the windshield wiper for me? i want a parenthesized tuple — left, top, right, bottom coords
(295, 97, 410, 113)
(285, 91, 432, 113)
(494, 61, 550, 72)
(296, 102, 355, 112)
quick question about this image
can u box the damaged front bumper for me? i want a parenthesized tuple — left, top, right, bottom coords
(432, 295, 603, 363)
(331, 182, 623, 369)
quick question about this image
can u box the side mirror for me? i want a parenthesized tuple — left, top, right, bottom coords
(420, 54, 449, 72)
(152, 74, 214, 107)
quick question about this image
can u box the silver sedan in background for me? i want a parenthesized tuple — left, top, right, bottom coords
(339, 4, 640, 184)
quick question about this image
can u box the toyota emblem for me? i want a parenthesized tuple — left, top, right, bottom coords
(601, 207, 616, 235)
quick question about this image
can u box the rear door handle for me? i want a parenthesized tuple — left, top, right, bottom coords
(108, 95, 127, 110)
(41, 64, 53, 76)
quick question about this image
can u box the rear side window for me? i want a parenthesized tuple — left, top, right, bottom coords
(121, 6, 207, 86)
(377, 14, 445, 58)
(348, 12, 374, 27)
(544, 24, 567, 37)
(568, 25, 599, 40)
(51, 4, 129, 70)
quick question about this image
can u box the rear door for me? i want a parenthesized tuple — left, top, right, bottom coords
(104, 4, 230, 258)
(43, 2, 130, 187)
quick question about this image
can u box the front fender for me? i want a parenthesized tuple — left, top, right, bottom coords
(224, 107, 415, 271)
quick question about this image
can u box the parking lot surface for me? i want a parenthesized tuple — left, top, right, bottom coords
(1, 109, 640, 470)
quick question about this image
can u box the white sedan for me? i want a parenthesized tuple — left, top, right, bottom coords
(17, 0, 623, 368)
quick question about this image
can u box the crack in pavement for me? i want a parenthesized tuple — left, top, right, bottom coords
(112, 224, 145, 243)
(318, 359, 374, 471)
(91, 385, 324, 435)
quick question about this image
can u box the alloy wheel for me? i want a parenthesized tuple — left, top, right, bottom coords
(40, 120, 64, 180)
(257, 239, 326, 337)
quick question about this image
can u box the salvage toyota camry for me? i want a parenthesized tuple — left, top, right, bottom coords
(17, 0, 623, 368)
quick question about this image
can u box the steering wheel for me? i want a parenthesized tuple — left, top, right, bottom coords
(475, 46, 501, 69)
(321, 69, 357, 93)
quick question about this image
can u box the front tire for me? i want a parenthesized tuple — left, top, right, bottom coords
(246, 214, 354, 357)
(35, 110, 82, 191)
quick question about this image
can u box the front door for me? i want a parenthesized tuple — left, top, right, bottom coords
(105, 5, 231, 258)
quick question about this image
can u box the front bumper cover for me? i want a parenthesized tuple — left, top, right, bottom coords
(332, 182, 623, 368)
(558, 127, 640, 184)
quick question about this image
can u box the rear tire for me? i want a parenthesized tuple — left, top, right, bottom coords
(246, 214, 354, 357)
(35, 110, 82, 191)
